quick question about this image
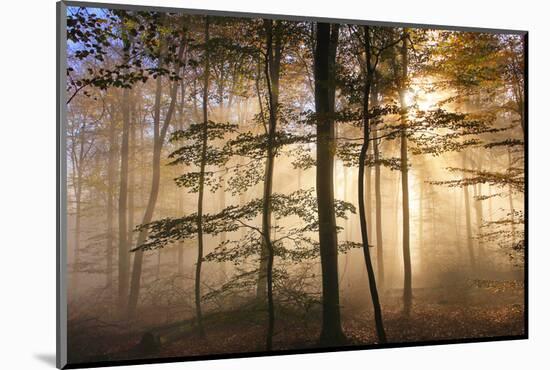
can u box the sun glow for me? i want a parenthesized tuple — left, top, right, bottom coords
(406, 77, 446, 112)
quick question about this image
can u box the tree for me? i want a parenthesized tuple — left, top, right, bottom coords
(259, 19, 282, 350)
(118, 76, 131, 314)
(395, 30, 412, 316)
(127, 16, 187, 319)
(371, 75, 385, 287)
(194, 16, 210, 336)
(105, 99, 118, 294)
(355, 25, 392, 342)
(314, 22, 346, 345)
(425, 31, 525, 262)
(67, 99, 97, 298)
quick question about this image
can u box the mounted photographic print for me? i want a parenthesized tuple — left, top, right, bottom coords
(56, 1, 527, 368)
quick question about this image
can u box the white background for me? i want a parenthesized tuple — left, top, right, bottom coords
(0, 0, 547, 368)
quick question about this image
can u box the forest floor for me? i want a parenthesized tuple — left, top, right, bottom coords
(67, 279, 525, 365)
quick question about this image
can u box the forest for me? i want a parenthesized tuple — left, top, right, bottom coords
(64, 5, 526, 365)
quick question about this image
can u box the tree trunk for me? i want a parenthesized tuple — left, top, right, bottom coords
(258, 19, 281, 351)
(118, 87, 130, 314)
(217, 61, 229, 277)
(507, 148, 516, 245)
(473, 173, 485, 265)
(355, 26, 386, 342)
(397, 33, 412, 316)
(255, 56, 269, 300)
(372, 78, 384, 288)
(127, 32, 186, 319)
(315, 23, 346, 345)
(106, 106, 117, 294)
(418, 168, 425, 273)
(454, 184, 461, 262)
(71, 169, 83, 298)
(463, 154, 476, 271)
(194, 17, 211, 337)
(177, 56, 188, 276)
(366, 149, 373, 240)
(400, 130, 412, 316)
(127, 98, 136, 252)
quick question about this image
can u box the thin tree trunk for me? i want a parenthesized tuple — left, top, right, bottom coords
(176, 166, 184, 275)
(69, 111, 89, 299)
(255, 56, 268, 299)
(177, 53, 188, 276)
(454, 184, 461, 262)
(507, 148, 516, 245)
(217, 63, 228, 277)
(194, 17, 211, 337)
(72, 170, 83, 298)
(393, 171, 401, 286)
(357, 25, 386, 342)
(397, 33, 412, 316)
(258, 19, 281, 351)
(366, 149, 373, 240)
(106, 106, 117, 294)
(127, 31, 185, 319)
(473, 172, 485, 265)
(127, 98, 136, 251)
(372, 78, 384, 288)
(118, 87, 130, 314)
(463, 154, 476, 271)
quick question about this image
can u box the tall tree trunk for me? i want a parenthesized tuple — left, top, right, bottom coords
(71, 123, 86, 298)
(127, 98, 136, 252)
(176, 169, 184, 275)
(194, 17, 211, 337)
(454, 184, 461, 262)
(393, 171, 401, 285)
(71, 168, 83, 298)
(366, 149, 373, 240)
(70, 116, 90, 299)
(372, 78, 384, 288)
(255, 56, 269, 300)
(507, 148, 516, 245)
(463, 154, 476, 271)
(315, 23, 346, 345)
(106, 106, 117, 295)
(127, 32, 185, 319)
(256, 157, 270, 299)
(473, 172, 485, 265)
(127, 74, 161, 320)
(418, 167, 425, 273)
(258, 19, 281, 351)
(118, 87, 130, 314)
(217, 63, 228, 277)
(397, 32, 412, 316)
(343, 162, 350, 239)
(255, 24, 281, 304)
(356, 26, 386, 342)
(177, 57, 188, 275)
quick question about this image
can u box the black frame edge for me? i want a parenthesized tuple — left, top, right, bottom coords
(62, 0, 527, 35)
